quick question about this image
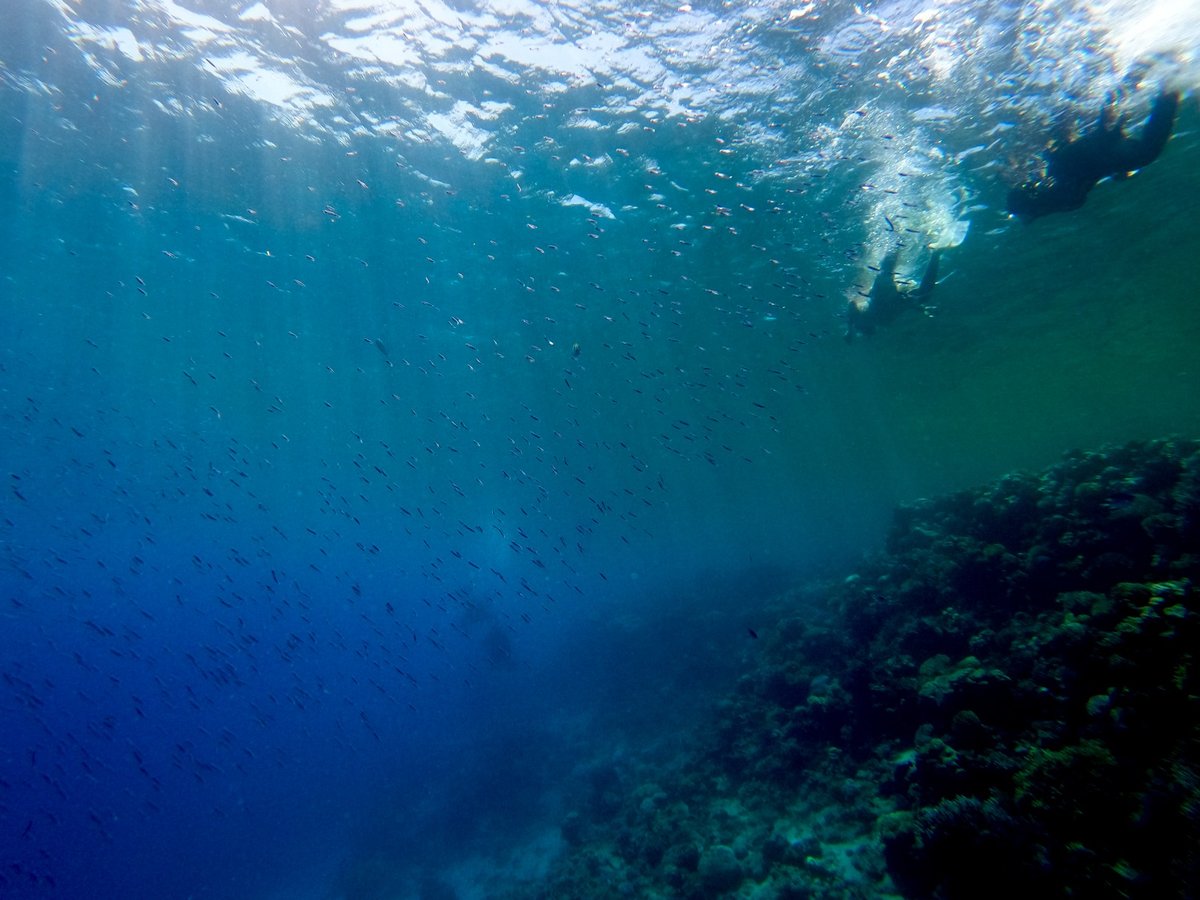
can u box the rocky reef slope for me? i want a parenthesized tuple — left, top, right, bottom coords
(531, 438, 1200, 899)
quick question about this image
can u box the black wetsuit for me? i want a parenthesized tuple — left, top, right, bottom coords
(1007, 90, 1180, 222)
(845, 249, 940, 340)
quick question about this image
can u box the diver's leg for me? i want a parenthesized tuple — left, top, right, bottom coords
(914, 250, 941, 303)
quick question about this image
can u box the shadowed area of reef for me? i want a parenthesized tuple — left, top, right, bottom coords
(528, 437, 1200, 900)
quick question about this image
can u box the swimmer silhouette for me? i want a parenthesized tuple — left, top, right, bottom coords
(1007, 90, 1180, 222)
(845, 248, 940, 341)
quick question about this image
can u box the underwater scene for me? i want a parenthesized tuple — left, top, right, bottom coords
(2, 1, 1200, 898)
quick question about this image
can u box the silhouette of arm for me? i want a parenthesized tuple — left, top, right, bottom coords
(1114, 90, 1179, 171)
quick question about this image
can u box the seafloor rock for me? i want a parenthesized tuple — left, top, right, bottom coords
(698, 845, 744, 893)
(532, 438, 1200, 900)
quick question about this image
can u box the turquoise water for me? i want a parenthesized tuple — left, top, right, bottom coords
(1, 1, 1198, 897)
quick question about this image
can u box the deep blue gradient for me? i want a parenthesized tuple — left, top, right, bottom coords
(2, 1, 1199, 897)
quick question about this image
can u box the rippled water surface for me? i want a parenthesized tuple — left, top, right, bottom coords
(1, 1, 1199, 897)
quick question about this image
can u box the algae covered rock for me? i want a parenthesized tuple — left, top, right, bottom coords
(698, 844, 744, 893)
(537, 438, 1200, 900)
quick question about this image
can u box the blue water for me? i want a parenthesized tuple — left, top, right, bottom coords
(1, 1, 1198, 897)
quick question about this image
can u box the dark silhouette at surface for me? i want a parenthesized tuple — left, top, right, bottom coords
(1007, 90, 1180, 222)
(846, 249, 941, 341)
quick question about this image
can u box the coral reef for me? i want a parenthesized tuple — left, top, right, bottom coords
(530, 438, 1200, 899)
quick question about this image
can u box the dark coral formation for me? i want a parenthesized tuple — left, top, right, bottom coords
(532, 438, 1200, 899)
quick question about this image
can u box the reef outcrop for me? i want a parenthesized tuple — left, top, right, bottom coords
(532, 438, 1200, 899)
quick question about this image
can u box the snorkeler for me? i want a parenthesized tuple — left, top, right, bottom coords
(1007, 89, 1180, 222)
(845, 248, 941, 341)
